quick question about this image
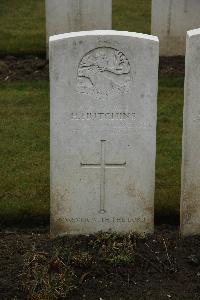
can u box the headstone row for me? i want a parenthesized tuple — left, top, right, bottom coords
(45, 0, 112, 56)
(151, 0, 200, 56)
(46, 0, 200, 58)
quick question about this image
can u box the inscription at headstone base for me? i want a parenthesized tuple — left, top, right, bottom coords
(181, 28, 200, 235)
(50, 30, 159, 236)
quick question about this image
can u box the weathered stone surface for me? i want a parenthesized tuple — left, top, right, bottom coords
(181, 28, 200, 235)
(151, 0, 200, 56)
(50, 30, 159, 237)
(45, 0, 112, 54)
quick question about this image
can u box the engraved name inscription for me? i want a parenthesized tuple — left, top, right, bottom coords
(77, 47, 131, 100)
(71, 112, 136, 121)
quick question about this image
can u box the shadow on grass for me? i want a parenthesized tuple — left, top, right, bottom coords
(0, 213, 50, 229)
(0, 211, 180, 229)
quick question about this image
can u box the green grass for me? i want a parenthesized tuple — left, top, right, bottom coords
(113, 0, 151, 34)
(0, 0, 151, 56)
(0, 81, 49, 226)
(0, 0, 46, 56)
(155, 77, 184, 219)
(0, 77, 183, 225)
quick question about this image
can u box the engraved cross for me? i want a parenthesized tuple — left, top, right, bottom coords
(80, 140, 126, 214)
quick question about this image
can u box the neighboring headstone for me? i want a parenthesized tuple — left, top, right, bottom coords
(45, 0, 112, 55)
(151, 0, 200, 56)
(181, 28, 200, 235)
(50, 30, 159, 237)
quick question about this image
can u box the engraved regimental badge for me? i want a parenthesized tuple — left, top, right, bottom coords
(77, 47, 131, 100)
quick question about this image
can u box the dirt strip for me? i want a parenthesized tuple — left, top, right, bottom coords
(1, 226, 200, 299)
(0, 56, 185, 82)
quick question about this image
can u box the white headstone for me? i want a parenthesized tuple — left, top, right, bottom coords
(50, 30, 159, 237)
(181, 28, 200, 235)
(151, 0, 200, 56)
(45, 0, 112, 54)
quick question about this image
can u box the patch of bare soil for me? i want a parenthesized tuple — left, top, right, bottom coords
(159, 56, 185, 76)
(0, 228, 50, 299)
(0, 56, 185, 82)
(1, 226, 200, 300)
(0, 56, 49, 81)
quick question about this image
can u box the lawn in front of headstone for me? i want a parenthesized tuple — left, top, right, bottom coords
(155, 76, 183, 223)
(0, 0, 46, 56)
(0, 0, 183, 226)
(0, 74, 183, 227)
(0, 81, 49, 227)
